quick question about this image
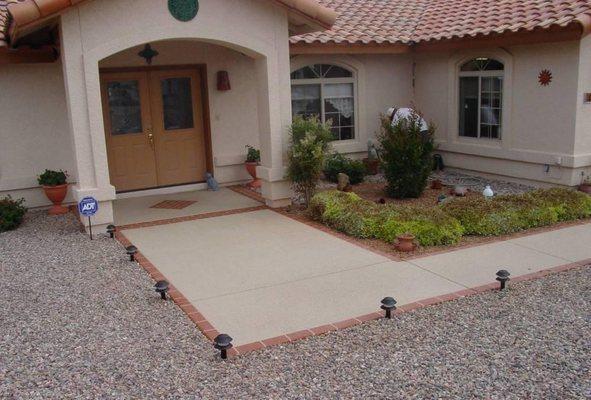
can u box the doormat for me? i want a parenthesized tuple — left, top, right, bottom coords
(150, 200, 197, 210)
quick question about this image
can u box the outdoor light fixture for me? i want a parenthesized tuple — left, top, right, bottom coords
(496, 269, 511, 290)
(138, 44, 159, 65)
(126, 245, 138, 262)
(214, 334, 233, 359)
(106, 224, 116, 239)
(381, 297, 397, 319)
(154, 280, 170, 300)
(217, 71, 231, 91)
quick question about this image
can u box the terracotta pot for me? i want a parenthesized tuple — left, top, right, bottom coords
(363, 158, 379, 175)
(395, 234, 416, 252)
(245, 161, 262, 188)
(42, 184, 69, 215)
(578, 184, 591, 194)
(431, 179, 443, 190)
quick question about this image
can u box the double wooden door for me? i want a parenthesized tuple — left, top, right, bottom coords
(101, 68, 207, 192)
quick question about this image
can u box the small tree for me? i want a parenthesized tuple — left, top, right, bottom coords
(287, 116, 332, 206)
(378, 111, 435, 198)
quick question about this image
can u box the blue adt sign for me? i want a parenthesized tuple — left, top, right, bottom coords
(78, 197, 99, 217)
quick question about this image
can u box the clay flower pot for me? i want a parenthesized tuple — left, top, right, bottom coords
(578, 183, 591, 194)
(395, 233, 416, 252)
(42, 184, 69, 215)
(363, 158, 379, 175)
(431, 179, 443, 190)
(245, 161, 262, 188)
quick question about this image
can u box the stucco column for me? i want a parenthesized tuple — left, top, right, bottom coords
(254, 40, 293, 207)
(60, 9, 116, 229)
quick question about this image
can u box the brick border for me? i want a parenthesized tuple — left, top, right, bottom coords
(117, 205, 266, 230)
(115, 220, 588, 357)
(228, 185, 265, 203)
(71, 189, 591, 358)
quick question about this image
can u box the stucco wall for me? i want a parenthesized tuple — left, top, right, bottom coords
(100, 41, 260, 184)
(574, 34, 591, 177)
(290, 53, 414, 157)
(56, 0, 294, 224)
(414, 41, 584, 185)
(0, 63, 76, 207)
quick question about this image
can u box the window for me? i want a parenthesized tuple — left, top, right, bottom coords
(458, 58, 504, 139)
(291, 64, 356, 141)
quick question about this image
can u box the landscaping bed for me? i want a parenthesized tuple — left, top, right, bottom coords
(283, 176, 591, 259)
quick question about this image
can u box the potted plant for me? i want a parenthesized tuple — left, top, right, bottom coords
(395, 233, 416, 252)
(38, 169, 69, 215)
(244, 145, 261, 188)
(579, 175, 591, 194)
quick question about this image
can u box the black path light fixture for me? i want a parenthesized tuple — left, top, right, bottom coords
(496, 269, 511, 290)
(126, 245, 138, 262)
(381, 297, 397, 319)
(106, 224, 116, 239)
(154, 280, 170, 300)
(214, 334, 233, 360)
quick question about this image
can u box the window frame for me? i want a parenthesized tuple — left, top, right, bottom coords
(290, 64, 358, 142)
(458, 59, 505, 140)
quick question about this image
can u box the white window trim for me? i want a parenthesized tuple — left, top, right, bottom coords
(458, 68, 505, 140)
(447, 50, 514, 151)
(291, 73, 356, 141)
(290, 56, 367, 154)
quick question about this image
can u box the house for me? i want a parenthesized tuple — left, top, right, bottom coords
(0, 0, 590, 228)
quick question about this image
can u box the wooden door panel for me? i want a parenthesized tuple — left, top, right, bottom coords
(101, 72, 158, 192)
(149, 69, 207, 187)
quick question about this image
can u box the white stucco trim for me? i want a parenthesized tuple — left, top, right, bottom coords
(290, 55, 368, 153)
(446, 48, 515, 152)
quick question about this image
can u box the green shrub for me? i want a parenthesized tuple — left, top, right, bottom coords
(441, 188, 590, 236)
(0, 196, 27, 232)
(324, 153, 366, 185)
(287, 116, 333, 206)
(309, 190, 463, 246)
(309, 191, 377, 237)
(377, 113, 435, 199)
(525, 188, 591, 221)
(38, 169, 67, 186)
(377, 206, 464, 246)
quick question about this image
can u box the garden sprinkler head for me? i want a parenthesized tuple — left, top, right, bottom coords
(496, 269, 511, 290)
(126, 245, 138, 262)
(214, 334, 233, 359)
(380, 297, 397, 319)
(154, 280, 170, 300)
(106, 224, 116, 239)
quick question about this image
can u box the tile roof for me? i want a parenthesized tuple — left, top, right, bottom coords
(291, 0, 591, 45)
(0, 0, 336, 48)
(0, 0, 22, 46)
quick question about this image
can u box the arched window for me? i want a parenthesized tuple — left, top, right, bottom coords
(291, 64, 356, 141)
(459, 58, 504, 139)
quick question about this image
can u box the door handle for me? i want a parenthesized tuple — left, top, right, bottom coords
(147, 128, 154, 148)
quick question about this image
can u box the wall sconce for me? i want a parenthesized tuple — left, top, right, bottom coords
(217, 71, 231, 91)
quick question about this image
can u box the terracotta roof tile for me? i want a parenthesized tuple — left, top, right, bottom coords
(291, 0, 591, 45)
(0, 0, 23, 46)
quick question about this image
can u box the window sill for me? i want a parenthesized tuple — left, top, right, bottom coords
(330, 140, 366, 154)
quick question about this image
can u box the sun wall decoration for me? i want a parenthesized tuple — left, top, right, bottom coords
(538, 69, 552, 86)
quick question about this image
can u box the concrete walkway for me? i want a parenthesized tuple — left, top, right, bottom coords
(121, 209, 591, 346)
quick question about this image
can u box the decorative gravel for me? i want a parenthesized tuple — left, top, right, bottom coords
(1, 212, 589, 399)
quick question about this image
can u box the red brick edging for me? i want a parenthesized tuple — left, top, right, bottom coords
(115, 219, 588, 357)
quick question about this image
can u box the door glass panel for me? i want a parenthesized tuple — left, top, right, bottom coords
(161, 77, 194, 130)
(107, 80, 143, 135)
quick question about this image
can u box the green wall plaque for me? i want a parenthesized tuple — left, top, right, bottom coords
(168, 0, 199, 22)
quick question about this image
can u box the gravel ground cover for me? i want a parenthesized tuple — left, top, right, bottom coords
(1, 211, 589, 399)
